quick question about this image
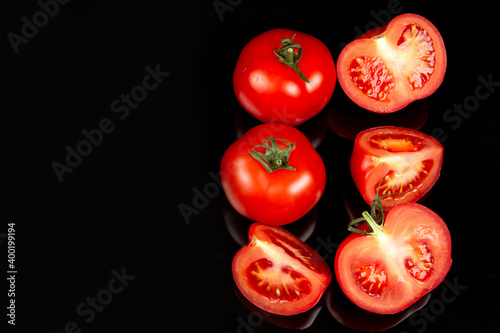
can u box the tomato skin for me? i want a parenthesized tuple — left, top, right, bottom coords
(337, 13, 446, 113)
(334, 203, 452, 314)
(221, 124, 326, 226)
(233, 29, 336, 126)
(233, 223, 331, 316)
(350, 126, 443, 210)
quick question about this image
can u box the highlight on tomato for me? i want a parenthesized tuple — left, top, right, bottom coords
(337, 13, 446, 113)
(232, 223, 332, 316)
(233, 28, 336, 126)
(334, 194, 452, 315)
(221, 124, 326, 226)
(350, 126, 443, 210)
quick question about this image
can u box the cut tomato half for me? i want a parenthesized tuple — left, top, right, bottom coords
(337, 13, 446, 113)
(350, 126, 443, 210)
(334, 203, 452, 314)
(232, 223, 331, 316)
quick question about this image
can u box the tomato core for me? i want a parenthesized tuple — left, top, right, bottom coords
(348, 56, 394, 101)
(267, 231, 322, 273)
(246, 258, 312, 302)
(354, 265, 388, 297)
(376, 159, 434, 198)
(397, 24, 436, 90)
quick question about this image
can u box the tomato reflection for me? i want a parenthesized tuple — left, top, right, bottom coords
(325, 275, 432, 332)
(327, 99, 429, 140)
(232, 281, 324, 330)
(222, 195, 318, 247)
(233, 105, 328, 149)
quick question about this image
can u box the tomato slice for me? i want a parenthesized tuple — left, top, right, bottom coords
(232, 223, 331, 316)
(334, 203, 452, 314)
(350, 126, 443, 210)
(337, 13, 446, 113)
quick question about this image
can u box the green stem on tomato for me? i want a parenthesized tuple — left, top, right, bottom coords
(248, 137, 296, 173)
(274, 35, 310, 83)
(347, 180, 411, 236)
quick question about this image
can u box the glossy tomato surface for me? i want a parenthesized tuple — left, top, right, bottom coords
(233, 29, 336, 126)
(335, 203, 452, 314)
(337, 13, 446, 113)
(233, 223, 331, 315)
(221, 124, 326, 226)
(350, 126, 443, 210)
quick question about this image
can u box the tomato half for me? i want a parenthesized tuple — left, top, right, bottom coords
(337, 13, 446, 113)
(334, 203, 452, 314)
(233, 223, 332, 316)
(233, 29, 336, 126)
(221, 124, 326, 226)
(350, 126, 443, 210)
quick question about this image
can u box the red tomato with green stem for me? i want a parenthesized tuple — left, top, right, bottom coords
(233, 29, 336, 126)
(334, 193, 452, 314)
(221, 124, 326, 226)
(350, 126, 443, 210)
(233, 223, 331, 315)
(337, 13, 446, 113)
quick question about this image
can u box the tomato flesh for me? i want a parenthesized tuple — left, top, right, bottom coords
(350, 126, 443, 210)
(335, 203, 452, 314)
(369, 133, 424, 152)
(349, 56, 394, 101)
(354, 265, 387, 297)
(405, 243, 434, 283)
(233, 223, 331, 316)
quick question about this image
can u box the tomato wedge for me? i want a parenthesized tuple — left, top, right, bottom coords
(350, 126, 443, 210)
(334, 202, 452, 314)
(232, 223, 331, 316)
(337, 13, 446, 113)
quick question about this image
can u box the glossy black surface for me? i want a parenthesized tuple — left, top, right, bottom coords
(5, 0, 500, 332)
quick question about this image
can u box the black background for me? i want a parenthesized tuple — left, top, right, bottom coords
(4, 0, 500, 332)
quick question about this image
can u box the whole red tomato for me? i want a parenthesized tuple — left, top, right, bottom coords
(337, 13, 446, 113)
(233, 29, 336, 126)
(350, 126, 443, 210)
(220, 124, 326, 226)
